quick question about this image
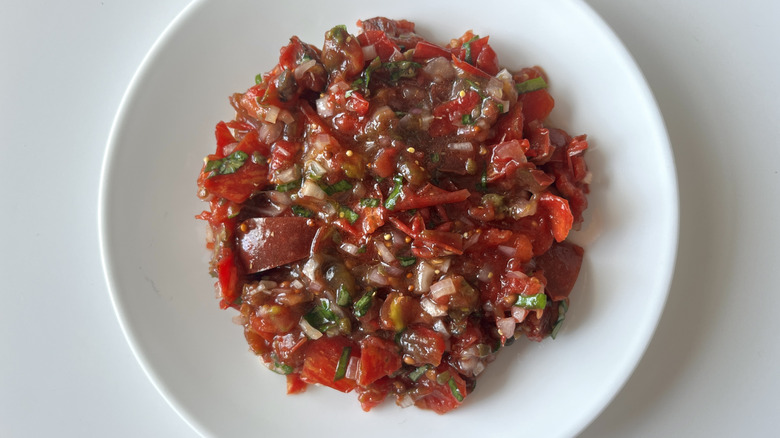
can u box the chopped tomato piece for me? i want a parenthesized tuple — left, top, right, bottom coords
(300, 336, 358, 393)
(357, 335, 402, 386)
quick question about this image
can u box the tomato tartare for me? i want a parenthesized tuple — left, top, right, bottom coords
(196, 17, 590, 414)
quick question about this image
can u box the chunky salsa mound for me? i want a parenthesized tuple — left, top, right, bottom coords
(196, 17, 590, 414)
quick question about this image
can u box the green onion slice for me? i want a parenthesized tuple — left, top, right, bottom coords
(334, 346, 351, 381)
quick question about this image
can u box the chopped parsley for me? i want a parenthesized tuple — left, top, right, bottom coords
(339, 205, 359, 224)
(462, 35, 479, 64)
(276, 180, 301, 192)
(204, 151, 249, 178)
(384, 174, 405, 210)
(291, 205, 313, 218)
(359, 198, 381, 208)
(321, 180, 353, 195)
(353, 289, 376, 318)
(304, 299, 337, 332)
(515, 76, 548, 94)
(514, 293, 547, 310)
(398, 256, 417, 267)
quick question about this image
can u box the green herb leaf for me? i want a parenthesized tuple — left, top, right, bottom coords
(204, 151, 249, 178)
(334, 346, 351, 381)
(477, 169, 488, 192)
(398, 256, 416, 267)
(291, 205, 313, 218)
(339, 205, 359, 224)
(448, 377, 464, 402)
(515, 76, 548, 94)
(254, 73, 264, 85)
(408, 364, 430, 382)
(430, 152, 441, 163)
(462, 35, 479, 64)
(304, 299, 337, 331)
(353, 289, 376, 318)
(321, 180, 353, 195)
(384, 174, 405, 210)
(336, 284, 351, 306)
(352, 57, 381, 92)
(514, 293, 547, 310)
(359, 198, 381, 208)
(276, 180, 301, 192)
(550, 300, 569, 339)
(382, 60, 422, 82)
(271, 361, 294, 375)
(461, 113, 476, 125)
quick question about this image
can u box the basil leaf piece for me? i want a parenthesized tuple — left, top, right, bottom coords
(515, 76, 548, 94)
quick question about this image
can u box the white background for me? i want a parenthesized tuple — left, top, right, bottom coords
(1, 1, 778, 436)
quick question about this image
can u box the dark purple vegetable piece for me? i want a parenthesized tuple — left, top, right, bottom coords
(237, 217, 317, 273)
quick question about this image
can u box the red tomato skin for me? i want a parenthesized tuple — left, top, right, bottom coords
(300, 336, 358, 393)
(357, 336, 402, 386)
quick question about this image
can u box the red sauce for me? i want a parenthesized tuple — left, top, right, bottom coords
(196, 17, 590, 414)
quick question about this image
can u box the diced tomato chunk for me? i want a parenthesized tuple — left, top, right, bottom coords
(357, 336, 402, 386)
(286, 373, 308, 394)
(300, 336, 358, 393)
(399, 325, 445, 367)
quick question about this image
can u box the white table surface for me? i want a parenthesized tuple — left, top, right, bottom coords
(2, 1, 778, 436)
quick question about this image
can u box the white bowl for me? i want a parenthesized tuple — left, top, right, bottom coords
(99, 0, 678, 436)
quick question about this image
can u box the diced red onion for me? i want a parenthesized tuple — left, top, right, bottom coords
(345, 357, 360, 381)
(477, 266, 492, 283)
(459, 356, 479, 374)
(430, 277, 457, 301)
(506, 270, 528, 280)
(258, 121, 282, 144)
(222, 141, 238, 155)
(447, 141, 473, 152)
(316, 97, 334, 118)
(436, 257, 452, 274)
(423, 57, 456, 82)
(421, 297, 448, 317)
(497, 99, 510, 113)
(583, 171, 593, 184)
(367, 266, 390, 286)
(300, 178, 327, 199)
(486, 78, 503, 100)
(420, 114, 433, 130)
(361, 44, 377, 60)
(433, 319, 450, 337)
(512, 306, 529, 323)
(497, 245, 517, 257)
(415, 261, 435, 293)
(265, 190, 292, 206)
(299, 318, 323, 340)
(290, 279, 304, 290)
(275, 165, 300, 184)
(496, 317, 516, 338)
(339, 242, 360, 256)
(308, 279, 325, 293)
(294, 59, 317, 80)
(264, 105, 281, 123)
(231, 314, 248, 325)
(397, 394, 414, 409)
(381, 262, 404, 277)
(302, 256, 320, 281)
(463, 232, 481, 250)
(278, 109, 294, 125)
(374, 240, 396, 264)
(473, 361, 486, 376)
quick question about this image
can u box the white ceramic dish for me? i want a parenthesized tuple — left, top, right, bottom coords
(99, 0, 678, 436)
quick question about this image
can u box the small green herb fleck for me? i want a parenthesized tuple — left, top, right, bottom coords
(514, 293, 547, 310)
(461, 113, 476, 125)
(322, 180, 353, 195)
(254, 73, 263, 85)
(334, 346, 351, 381)
(477, 169, 488, 192)
(271, 362, 293, 375)
(353, 289, 376, 318)
(551, 300, 569, 339)
(462, 35, 479, 64)
(382, 60, 422, 82)
(304, 299, 337, 331)
(408, 364, 430, 382)
(336, 284, 351, 307)
(515, 76, 548, 94)
(291, 205, 313, 218)
(398, 256, 417, 267)
(431, 152, 441, 163)
(276, 180, 301, 192)
(384, 174, 405, 210)
(204, 151, 249, 178)
(448, 377, 464, 402)
(359, 198, 381, 208)
(339, 205, 359, 224)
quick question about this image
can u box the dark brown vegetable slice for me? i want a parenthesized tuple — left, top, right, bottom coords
(237, 217, 318, 273)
